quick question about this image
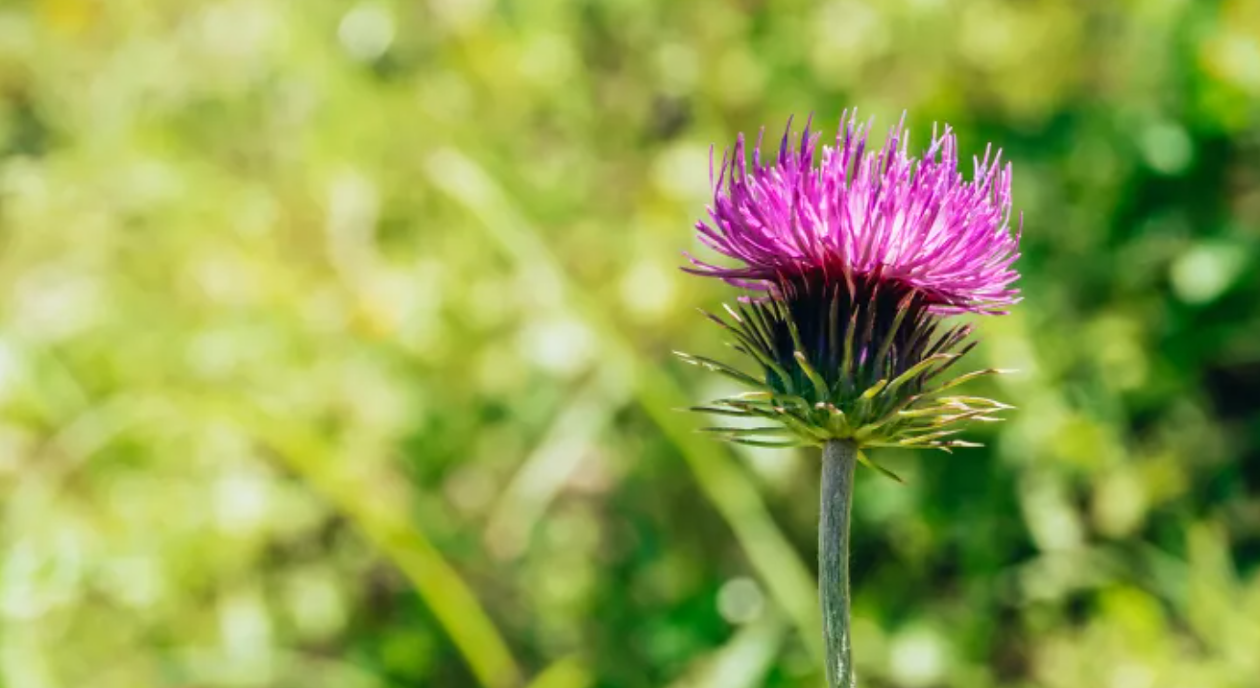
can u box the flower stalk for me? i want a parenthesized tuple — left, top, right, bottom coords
(820, 440, 857, 688)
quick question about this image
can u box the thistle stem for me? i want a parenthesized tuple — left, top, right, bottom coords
(820, 439, 857, 687)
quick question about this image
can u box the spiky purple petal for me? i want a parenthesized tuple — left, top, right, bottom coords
(686, 112, 1022, 314)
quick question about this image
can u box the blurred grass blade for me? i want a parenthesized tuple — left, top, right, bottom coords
(153, 648, 405, 688)
(524, 657, 592, 688)
(226, 403, 522, 688)
(1186, 521, 1257, 659)
(427, 149, 823, 661)
(486, 371, 628, 560)
(666, 615, 787, 688)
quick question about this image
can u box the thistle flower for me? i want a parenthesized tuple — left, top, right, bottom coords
(676, 112, 1022, 688)
(679, 113, 1021, 460)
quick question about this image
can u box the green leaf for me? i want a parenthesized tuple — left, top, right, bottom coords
(687, 405, 757, 417)
(922, 368, 1016, 396)
(896, 403, 966, 420)
(884, 353, 959, 397)
(674, 351, 767, 388)
(840, 308, 858, 391)
(860, 379, 889, 400)
(857, 450, 903, 482)
(936, 395, 1014, 409)
(701, 426, 796, 436)
(897, 429, 965, 445)
(852, 379, 889, 422)
(793, 351, 830, 401)
(771, 410, 832, 443)
(929, 409, 1006, 426)
(816, 402, 853, 437)
(726, 437, 809, 449)
(872, 292, 914, 374)
(731, 342, 795, 392)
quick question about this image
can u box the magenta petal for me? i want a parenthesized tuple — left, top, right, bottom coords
(688, 111, 1021, 314)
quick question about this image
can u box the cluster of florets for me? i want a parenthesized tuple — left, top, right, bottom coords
(678, 112, 1021, 475)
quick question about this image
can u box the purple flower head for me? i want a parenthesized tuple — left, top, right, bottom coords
(687, 112, 1021, 315)
(677, 112, 1023, 456)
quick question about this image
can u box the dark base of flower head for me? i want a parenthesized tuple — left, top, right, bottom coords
(677, 269, 1012, 470)
(768, 267, 963, 398)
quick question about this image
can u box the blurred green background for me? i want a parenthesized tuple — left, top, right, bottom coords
(1, 0, 1259, 686)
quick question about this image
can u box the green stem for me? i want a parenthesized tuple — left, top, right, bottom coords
(820, 440, 857, 687)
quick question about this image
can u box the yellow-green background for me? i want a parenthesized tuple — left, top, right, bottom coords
(2, 1, 1259, 686)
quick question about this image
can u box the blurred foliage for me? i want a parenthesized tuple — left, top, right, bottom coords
(1, 0, 1259, 687)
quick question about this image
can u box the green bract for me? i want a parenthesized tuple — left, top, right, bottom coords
(678, 275, 1012, 479)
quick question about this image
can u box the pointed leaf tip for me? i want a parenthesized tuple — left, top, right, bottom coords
(857, 450, 904, 483)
